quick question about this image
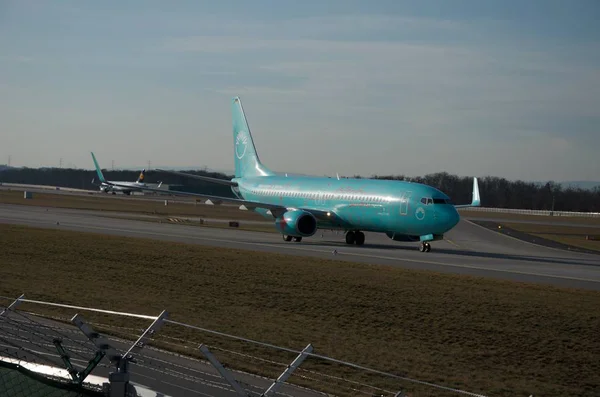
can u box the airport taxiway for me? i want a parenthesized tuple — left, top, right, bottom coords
(1, 203, 599, 290)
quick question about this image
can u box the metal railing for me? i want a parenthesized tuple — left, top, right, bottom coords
(1, 295, 492, 397)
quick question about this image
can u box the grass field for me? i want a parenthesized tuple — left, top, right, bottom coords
(459, 209, 600, 226)
(1, 224, 599, 396)
(499, 222, 600, 252)
(0, 189, 264, 221)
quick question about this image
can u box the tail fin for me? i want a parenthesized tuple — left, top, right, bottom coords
(232, 97, 274, 178)
(136, 169, 146, 183)
(90, 152, 106, 183)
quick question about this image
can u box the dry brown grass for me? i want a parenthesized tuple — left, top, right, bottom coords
(1, 224, 599, 396)
(499, 222, 600, 252)
(0, 190, 264, 221)
(459, 209, 600, 226)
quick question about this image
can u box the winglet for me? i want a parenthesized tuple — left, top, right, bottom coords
(471, 177, 480, 207)
(454, 177, 481, 209)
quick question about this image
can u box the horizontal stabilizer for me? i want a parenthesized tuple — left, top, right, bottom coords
(155, 169, 238, 187)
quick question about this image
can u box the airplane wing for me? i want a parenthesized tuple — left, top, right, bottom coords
(107, 182, 288, 216)
(455, 177, 481, 209)
(107, 181, 347, 224)
(296, 207, 351, 228)
(155, 169, 238, 187)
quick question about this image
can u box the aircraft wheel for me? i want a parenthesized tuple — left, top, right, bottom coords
(419, 243, 426, 252)
(425, 243, 431, 252)
(345, 231, 356, 245)
(355, 232, 365, 246)
(293, 237, 302, 242)
(283, 235, 293, 242)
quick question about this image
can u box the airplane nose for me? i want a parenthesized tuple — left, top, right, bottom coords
(448, 207, 460, 229)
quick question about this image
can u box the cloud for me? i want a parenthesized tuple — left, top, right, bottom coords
(2, 7, 598, 180)
(160, 28, 599, 149)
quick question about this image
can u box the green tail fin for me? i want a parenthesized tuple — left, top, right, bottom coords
(232, 97, 274, 178)
(90, 152, 106, 183)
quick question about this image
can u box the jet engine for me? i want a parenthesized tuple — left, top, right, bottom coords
(275, 210, 317, 237)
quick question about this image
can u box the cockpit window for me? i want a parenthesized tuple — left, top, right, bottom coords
(427, 198, 433, 205)
(420, 198, 427, 204)
(432, 198, 452, 204)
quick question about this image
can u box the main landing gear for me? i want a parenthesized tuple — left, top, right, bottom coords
(282, 235, 302, 242)
(419, 242, 431, 252)
(345, 231, 365, 246)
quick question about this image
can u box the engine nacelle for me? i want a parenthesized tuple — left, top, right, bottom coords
(275, 210, 317, 237)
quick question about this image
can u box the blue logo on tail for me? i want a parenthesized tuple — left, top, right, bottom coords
(235, 130, 248, 159)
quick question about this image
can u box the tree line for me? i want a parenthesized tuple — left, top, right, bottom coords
(369, 173, 600, 213)
(0, 167, 236, 198)
(1, 167, 598, 212)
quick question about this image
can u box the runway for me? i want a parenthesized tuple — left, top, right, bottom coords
(1, 203, 599, 290)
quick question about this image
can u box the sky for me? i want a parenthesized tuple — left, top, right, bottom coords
(1, 0, 599, 181)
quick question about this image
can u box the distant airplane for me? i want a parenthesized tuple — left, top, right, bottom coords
(109, 97, 480, 252)
(90, 152, 153, 195)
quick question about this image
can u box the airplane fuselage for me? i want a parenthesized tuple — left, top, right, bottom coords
(234, 176, 460, 239)
(100, 181, 145, 193)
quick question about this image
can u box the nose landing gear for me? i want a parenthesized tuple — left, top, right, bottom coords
(282, 235, 303, 242)
(419, 242, 431, 252)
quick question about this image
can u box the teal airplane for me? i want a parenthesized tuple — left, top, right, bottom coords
(109, 97, 480, 252)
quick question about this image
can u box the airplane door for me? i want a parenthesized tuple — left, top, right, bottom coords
(315, 191, 326, 206)
(399, 191, 412, 215)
